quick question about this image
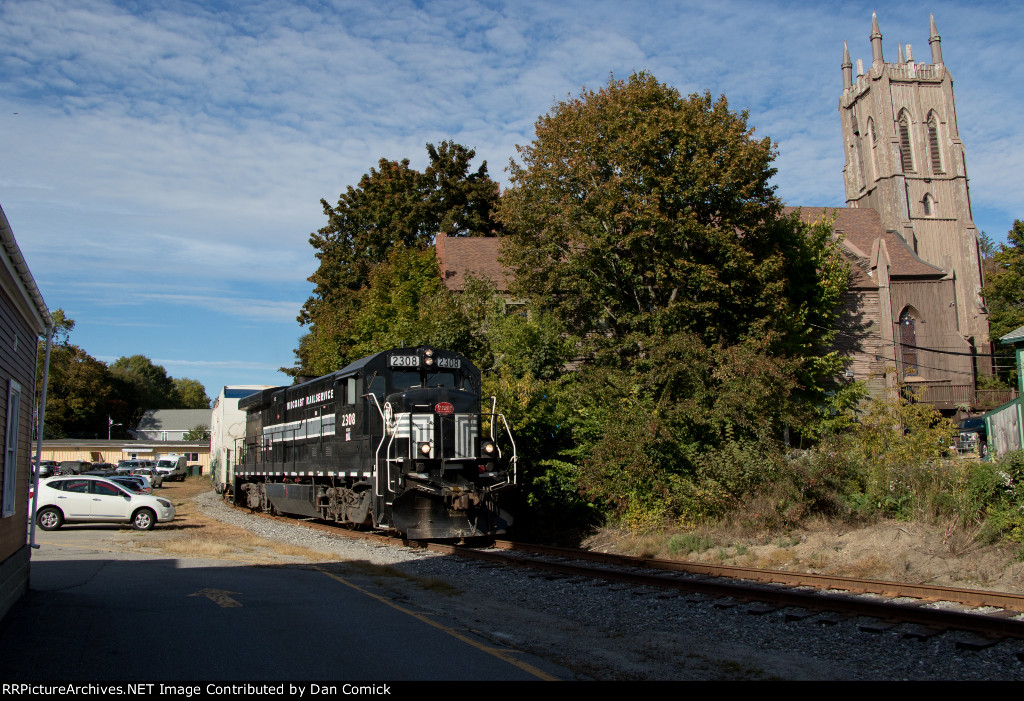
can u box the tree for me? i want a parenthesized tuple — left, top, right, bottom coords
(173, 378, 211, 409)
(183, 425, 210, 441)
(497, 73, 850, 526)
(982, 220, 1024, 384)
(498, 73, 845, 369)
(292, 142, 502, 375)
(36, 309, 118, 438)
(109, 355, 178, 427)
(40, 343, 114, 438)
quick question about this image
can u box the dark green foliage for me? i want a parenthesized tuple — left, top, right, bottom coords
(496, 73, 850, 528)
(982, 220, 1024, 385)
(39, 342, 115, 439)
(498, 74, 848, 377)
(173, 378, 211, 409)
(183, 425, 211, 441)
(294, 142, 501, 375)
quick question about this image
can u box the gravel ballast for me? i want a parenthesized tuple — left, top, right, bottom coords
(194, 491, 1024, 681)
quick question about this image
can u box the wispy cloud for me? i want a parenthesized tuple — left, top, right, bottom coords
(1, 0, 1020, 394)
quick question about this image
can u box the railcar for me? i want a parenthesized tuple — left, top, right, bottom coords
(231, 346, 516, 538)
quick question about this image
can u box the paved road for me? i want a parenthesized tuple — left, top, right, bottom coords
(1, 529, 568, 681)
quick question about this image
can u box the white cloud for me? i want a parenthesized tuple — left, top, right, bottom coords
(1, 0, 1020, 390)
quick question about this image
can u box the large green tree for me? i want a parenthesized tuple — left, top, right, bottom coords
(498, 73, 845, 366)
(293, 141, 502, 374)
(982, 220, 1024, 384)
(172, 377, 211, 409)
(497, 73, 850, 524)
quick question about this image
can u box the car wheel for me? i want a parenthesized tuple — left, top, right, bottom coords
(37, 507, 63, 531)
(132, 508, 157, 531)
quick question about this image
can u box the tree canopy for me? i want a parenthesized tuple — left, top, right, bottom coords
(498, 73, 846, 368)
(981, 220, 1024, 384)
(37, 315, 211, 438)
(292, 141, 502, 375)
(498, 73, 846, 367)
(495, 73, 850, 522)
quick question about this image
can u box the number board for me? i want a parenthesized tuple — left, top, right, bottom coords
(435, 356, 461, 369)
(388, 354, 421, 368)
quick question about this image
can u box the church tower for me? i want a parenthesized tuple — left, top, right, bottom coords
(839, 14, 989, 357)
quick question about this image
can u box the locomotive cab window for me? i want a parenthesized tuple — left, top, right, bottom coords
(425, 370, 470, 391)
(391, 370, 422, 391)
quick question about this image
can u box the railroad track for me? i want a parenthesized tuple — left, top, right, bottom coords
(229, 501, 1024, 644)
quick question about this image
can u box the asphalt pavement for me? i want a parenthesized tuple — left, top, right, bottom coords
(0, 528, 569, 682)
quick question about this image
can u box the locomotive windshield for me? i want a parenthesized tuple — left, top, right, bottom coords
(378, 369, 475, 395)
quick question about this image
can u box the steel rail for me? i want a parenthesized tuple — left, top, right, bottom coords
(225, 502, 1024, 639)
(489, 540, 1024, 612)
(434, 542, 1024, 640)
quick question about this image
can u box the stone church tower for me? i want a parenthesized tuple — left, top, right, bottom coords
(839, 14, 989, 361)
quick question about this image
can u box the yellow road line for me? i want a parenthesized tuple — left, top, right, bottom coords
(312, 565, 560, 681)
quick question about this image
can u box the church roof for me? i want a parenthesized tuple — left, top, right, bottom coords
(786, 207, 947, 284)
(436, 208, 947, 295)
(435, 233, 510, 291)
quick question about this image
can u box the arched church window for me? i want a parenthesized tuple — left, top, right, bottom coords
(923, 193, 937, 217)
(898, 111, 914, 173)
(899, 307, 919, 377)
(927, 112, 944, 174)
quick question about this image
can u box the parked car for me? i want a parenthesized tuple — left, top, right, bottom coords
(131, 467, 163, 489)
(116, 459, 153, 475)
(58, 460, 91, 475)
(35, 460, 59, 479)
(109, 475, 151, 494)
(33, 476, 175, 531)
(956, 418, 988, 458)
(83, 463, 117, 476)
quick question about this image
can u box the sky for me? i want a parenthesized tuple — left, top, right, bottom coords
(1, 0, 1021, 401)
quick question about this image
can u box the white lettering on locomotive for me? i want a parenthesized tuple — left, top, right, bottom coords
(286, 388, 335, 411)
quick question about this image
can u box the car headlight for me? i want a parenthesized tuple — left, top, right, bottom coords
(157, 498, 172, 508)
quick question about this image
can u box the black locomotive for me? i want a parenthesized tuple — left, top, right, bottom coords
(233, 346, 516, 538)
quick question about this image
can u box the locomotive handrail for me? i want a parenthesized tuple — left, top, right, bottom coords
(497, 412, 518, 485)
(487, 396, 498, 445)
(365, 393, 390, 499)
(382, 406, 406, 495)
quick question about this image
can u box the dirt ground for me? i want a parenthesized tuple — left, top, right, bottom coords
(582, 518, 1024, 594)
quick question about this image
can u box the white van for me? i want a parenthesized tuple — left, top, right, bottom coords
(155, 455, 188, 482)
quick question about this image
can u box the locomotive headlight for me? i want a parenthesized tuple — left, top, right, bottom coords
(424, 348, 434, 357)
(425, 356, 435, 366)
(482, 442, 495, 455)
(419, 442, 432, 456)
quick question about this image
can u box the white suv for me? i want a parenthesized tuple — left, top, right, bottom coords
(34, 476, 176, 531)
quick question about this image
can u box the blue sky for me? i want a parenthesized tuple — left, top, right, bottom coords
(2, 0, 1021, 400)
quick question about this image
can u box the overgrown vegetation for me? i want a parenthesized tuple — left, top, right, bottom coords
(292, 72, 1023, 556)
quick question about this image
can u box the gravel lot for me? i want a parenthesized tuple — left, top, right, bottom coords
(193, 491, 1024, 680)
